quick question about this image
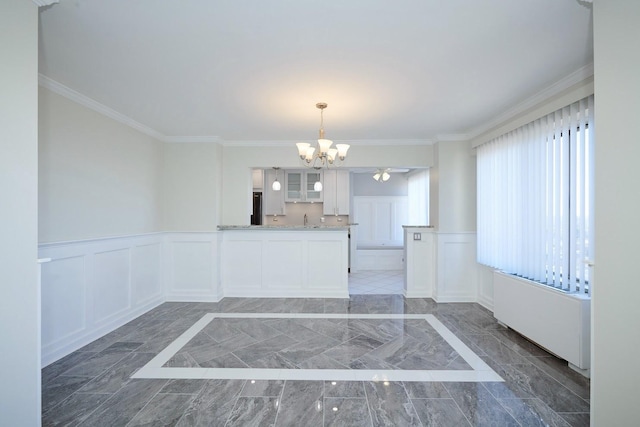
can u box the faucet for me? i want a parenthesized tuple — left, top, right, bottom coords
(304, 214, 308, 226)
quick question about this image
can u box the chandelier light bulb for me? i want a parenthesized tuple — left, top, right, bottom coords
(314, 180, 323, 192)
(294, 103, 349, 168)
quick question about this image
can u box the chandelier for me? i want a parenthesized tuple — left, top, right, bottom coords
(296, 103, 350, 168)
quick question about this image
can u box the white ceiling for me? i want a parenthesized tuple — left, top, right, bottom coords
(38, 0, 593, 143)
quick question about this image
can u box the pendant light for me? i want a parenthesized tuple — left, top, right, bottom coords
(272, 167, 281, 191)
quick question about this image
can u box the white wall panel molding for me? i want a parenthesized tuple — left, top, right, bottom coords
(39, 234, 165, 367)
(476, 264, 495, 311)
(220, 230, 349, 298)
(163, 232, 221, 302)
(433, 232, 478, 303)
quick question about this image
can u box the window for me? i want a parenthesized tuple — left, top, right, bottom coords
(477, 95, 594, 294)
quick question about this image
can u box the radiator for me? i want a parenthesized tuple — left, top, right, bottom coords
(493, 271, 591, 371)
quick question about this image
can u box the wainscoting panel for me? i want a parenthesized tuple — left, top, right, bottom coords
(39, 234, 165, 367)
(476, 263, 495, 311)
(131, 243, 162, 306)
(164, 233, 221, 302)
(221, 230, 348, 298)
(434, 233, 477, 302)
(41, 255, 86, 353)
(93, 248, 131, 324)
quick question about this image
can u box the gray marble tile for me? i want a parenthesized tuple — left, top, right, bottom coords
(102, 341, 143, 352)
(324, 298, 349, 313)
(349, 319, 404, 342)
(525, 356, 590, 400)
(489, 327, 551, 357)
(127, 393, 194, 426)
(461, 333, 529, 365)
(499, 398, 572, 427)
(364, 381, 422, 427)
(59, 347, 129, 378)
(322, 335, 383, 365)
(201, 318, 242, 342)
(503, 363, 590, 414)
(224, 317, 284, 340)
(79, 379, 167, 427)
(558, 412, 590, 427)
(42, 392, 110, 426)
(275, 381, 323, 427)
(232, 334, 298, 364)
(297, 353, 350, 370)
(277, 333, 340, 366)
(302, 298, 325, 313)
(411, 398, 471, 427)
(78, 351, 156, 394)
(176, 379, 245, 427)
(241, 380, 285, 397)
(444, 382, 520, 427)
(301, 318, 361, 343)
(403, 382, 450, 399)
(160, 379, 207, 395)
(163, 351, 200, 368)
(199, 352, 250, 368)
(324, 398, 372, 427)
(250, 352, 299, 369)
(226, 397, 279, 427)
(403, 298, 437, 314)
(324, 381, 366, 398)
(349, 353, 396, 370)
(42, 351, 96, 385)
(268, 319, 320, 342)
(42, 375, 93, 414)
(279, 298, 306, 313)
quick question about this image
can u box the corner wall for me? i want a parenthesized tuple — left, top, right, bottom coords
(0, 1, 41, 424)
(592, 1, 640, 424)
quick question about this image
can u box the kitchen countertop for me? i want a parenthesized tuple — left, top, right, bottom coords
(217, 225, 351, 231)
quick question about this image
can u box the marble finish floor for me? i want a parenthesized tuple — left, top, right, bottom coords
(42, 296, 590, 426)
(348, 270, 404, 294)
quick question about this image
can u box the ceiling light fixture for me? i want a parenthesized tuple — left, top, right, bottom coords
(272, 167, 281, 191)
(296, 103, 350, 168)
(373, 168, 391, 182)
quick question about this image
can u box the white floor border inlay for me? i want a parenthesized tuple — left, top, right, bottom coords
(132, 313, 504, 383)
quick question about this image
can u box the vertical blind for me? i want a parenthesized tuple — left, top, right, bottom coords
(477, 95, 594, 294)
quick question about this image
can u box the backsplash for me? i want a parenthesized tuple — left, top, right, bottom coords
(264, 202, 349, 226)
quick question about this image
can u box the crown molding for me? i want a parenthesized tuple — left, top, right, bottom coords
(163, 136, 222, 144)
(33, 0, 59, 7)
(467, 63, 594, 140)
(221, 139, 435, 147)
(435, 134, 472, 142)
(39, 74, 167, 141)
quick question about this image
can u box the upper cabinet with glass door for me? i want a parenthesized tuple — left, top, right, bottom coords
(285, 170, 324, 202)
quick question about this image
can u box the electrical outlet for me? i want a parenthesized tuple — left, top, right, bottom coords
(413, 232, 421, 241)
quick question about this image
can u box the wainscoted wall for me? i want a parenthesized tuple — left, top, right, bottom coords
(163, 232, 221, 302)
(39, 234, 165, 367)
(434, 233, 478, 303)
(39, 230, 479, 366)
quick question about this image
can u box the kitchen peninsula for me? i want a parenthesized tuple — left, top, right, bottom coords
(218, 225, 349, 298)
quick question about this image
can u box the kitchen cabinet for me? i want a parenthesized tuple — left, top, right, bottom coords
(323, 170, 350, 215)
(264, 169, 286, 215)
(285, 170, 323, 202)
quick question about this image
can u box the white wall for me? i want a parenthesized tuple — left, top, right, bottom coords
(432, 140, 477, 233)
(39, 88, 163, 242)
(592, 1, 640, 424)
(0, 1, 41, 424)
(352, 172, 408, 196)
(163, 142, 222, 231)
(222, 143, 433, 224)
